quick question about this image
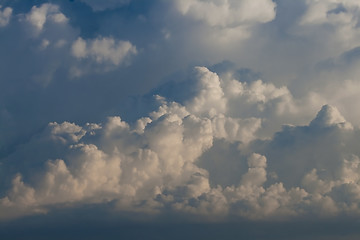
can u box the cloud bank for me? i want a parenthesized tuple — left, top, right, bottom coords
(2, 67, 360, 223)
(1, 0, 360, 239)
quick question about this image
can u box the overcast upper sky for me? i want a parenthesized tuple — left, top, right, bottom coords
(1, 0, 360, 239)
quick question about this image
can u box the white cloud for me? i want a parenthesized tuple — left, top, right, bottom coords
(298, 0, 360, 52)
(240, 153, 267, 187)
(0, 5, 12, 27)
(306, 79, 360, 128)
(175, 0, 276, 27)
(71, 37, 137, 65)
(169, 0, 276, 44)
(25, 4, 68, 32)
(309, 104, 353, 129)
(185, 67, 227, 117)
(48, 121, 87, 143)
(0, 67, 262, 219)
(300, 0, 360, 26)
(70, 36, 137, 76)
(3, 66, 360, 221)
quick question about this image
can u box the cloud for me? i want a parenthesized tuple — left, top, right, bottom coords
(71, 36, 137, 65)
(0, 5, 12, 27)
(0, 2, 138, 161)
(2, 2, 360, 239)
(174, 0, 276, 27)
(25, 3, 68, 33)
(70, 36, 137, 77)
(250, 104, 360, 216)
(300, 0, 360, 26)
(297, 0, 360, 54)
(2, 66, 360, 222)
(309, 104, 352, 129)
(0, 67, 260, 220)
(164, 0, 277, 45)
(0, 2, 79, 153)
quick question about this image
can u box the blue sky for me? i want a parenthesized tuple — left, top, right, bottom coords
(2, 0, 360, 239)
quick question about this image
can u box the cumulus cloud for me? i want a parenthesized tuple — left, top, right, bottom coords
(25, 3, 68, 33)
(309, 104, 352, 129)
(297, 0, 360, 54)
(0, 5, 12, 27)
(174, 0, 276, 27)
(3, 3, 360, 240)
(2, 66, 360, 222)
(300, 0, 360, 26)
(249, 104, 360, 216)
(169, 0, 277, 43)
(0, 2, 139, 155)
(70, 36, 137, 76)
(71, 36, 137, 65)
(0, 67, 259, 219)
(304, 78, 360, 128)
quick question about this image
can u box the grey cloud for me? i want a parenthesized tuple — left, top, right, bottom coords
(0, 2, 140, 155)
(79, 0, 131, 11)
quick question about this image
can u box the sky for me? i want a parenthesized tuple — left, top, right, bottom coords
(1, 0, 360, 239)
